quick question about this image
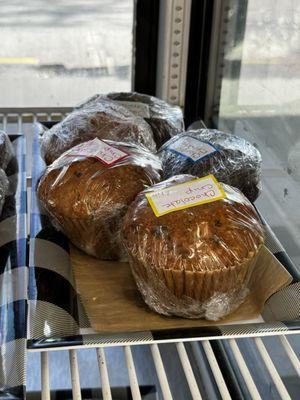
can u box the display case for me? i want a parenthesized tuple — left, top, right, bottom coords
(0, 1, 299, 399)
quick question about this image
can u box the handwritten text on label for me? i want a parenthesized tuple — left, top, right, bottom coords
(68, 138, 128, 166)
(146, 175, 226, 217)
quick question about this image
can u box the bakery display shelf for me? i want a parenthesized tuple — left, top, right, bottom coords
(0, 109, 299, 400)
(28, 117, 300, 350)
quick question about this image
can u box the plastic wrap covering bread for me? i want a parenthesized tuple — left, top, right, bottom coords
(38, 138, 162, 260)
(0, 168, 9, 215)
(41, 98, 156, 165)
(158, 129, 262, 202)
(0, 131, 14, 170)
(122, 174, 264, 320)
(77, 92, 185, 148)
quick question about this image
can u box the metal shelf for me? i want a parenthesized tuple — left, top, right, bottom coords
(1, 109, 299, 399)
(32, 337, 300, 400)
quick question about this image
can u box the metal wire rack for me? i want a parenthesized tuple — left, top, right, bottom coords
(30, 336, 300, 399)
(1, 109, 299, 400)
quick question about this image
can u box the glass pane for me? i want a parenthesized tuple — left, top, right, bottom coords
(215, 0, 300, 266)
(0, 0, 133, 107)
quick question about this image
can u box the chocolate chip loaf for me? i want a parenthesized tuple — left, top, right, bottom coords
(159, 129, 262, 202)
(122, 175, 264, 319)
(41, 98, 156, 165)
(78, 92, 185, 148)
(38, 139, 162, 260)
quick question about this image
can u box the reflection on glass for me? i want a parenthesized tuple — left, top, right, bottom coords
(0, 1, 133, 107)
(216, 0, 300, 266)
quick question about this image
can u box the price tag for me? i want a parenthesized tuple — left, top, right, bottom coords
(167, 135, 218, 162)
(146, 175, 226, 217)
(67, 138, 128, 166)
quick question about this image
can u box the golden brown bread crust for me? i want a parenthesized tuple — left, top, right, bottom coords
(80, 92, 185, 148)
(38, 141, 162, 260)
(41, 99, 157, 165)
(122, 175, 264, 310)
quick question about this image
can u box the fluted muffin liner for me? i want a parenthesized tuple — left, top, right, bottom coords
(122, 175, 265, 320)
(38, 139, 162, 260)
(55, 215, 121, 260)
(127, 245, 262, 320)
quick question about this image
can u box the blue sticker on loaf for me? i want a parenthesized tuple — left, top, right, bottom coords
(167, 135, 219, 163)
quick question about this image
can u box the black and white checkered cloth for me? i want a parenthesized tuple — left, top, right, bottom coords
(0, 135, 27, 399)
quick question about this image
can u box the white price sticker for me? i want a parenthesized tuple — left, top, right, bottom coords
(167, 135, 218, 162)
(146, 175, 226, 217)
(117, 101, 151, 119)
(67, 138, 128, 166)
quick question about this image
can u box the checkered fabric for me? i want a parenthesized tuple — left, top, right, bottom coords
(0, 135, 27, 399)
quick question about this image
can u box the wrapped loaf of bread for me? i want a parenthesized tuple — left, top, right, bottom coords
(78, 92, 185, 148)
(158, 129, 262, 202)
(122, 174, 264, 320)
(0, 131, 14, 170)
(38, 138, 162, 260)
(41, 98, 156, 165)
(0, 168, 9, 216)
